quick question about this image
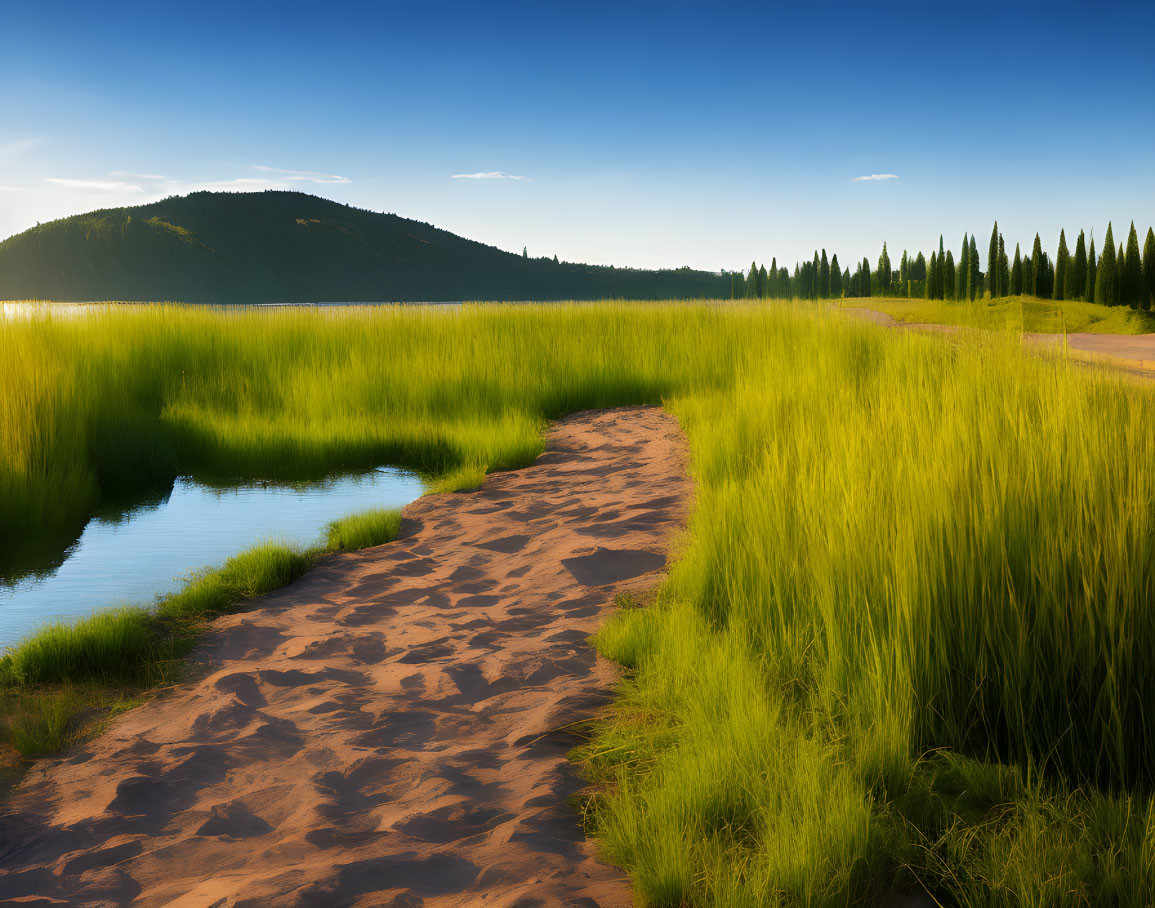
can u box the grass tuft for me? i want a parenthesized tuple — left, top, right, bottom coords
(324, 508, 403, 551)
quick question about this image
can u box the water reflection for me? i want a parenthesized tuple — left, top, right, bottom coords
(0, 468, 423, 648)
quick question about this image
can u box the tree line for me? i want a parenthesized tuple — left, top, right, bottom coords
(732, 221, 1155, 309)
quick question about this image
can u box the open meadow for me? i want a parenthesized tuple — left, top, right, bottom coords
(3, 301, 1155, 903)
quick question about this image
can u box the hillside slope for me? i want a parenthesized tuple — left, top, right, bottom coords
(0, 191, 728, 303)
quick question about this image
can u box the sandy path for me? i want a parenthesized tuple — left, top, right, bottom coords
(842, 306, 1155, 377)
(0, 407, 689, 907)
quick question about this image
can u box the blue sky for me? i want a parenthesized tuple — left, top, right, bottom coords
(1, 0, 1153, 272)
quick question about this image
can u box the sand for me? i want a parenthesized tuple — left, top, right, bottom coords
(0, 406, 690, 907)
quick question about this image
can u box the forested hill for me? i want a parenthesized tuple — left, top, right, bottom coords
(0, 191, 729, 303)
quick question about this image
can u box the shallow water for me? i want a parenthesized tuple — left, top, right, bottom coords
(0, 468, 423, 649)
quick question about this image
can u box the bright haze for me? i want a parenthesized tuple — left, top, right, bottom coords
(2, 0, 1153, 271)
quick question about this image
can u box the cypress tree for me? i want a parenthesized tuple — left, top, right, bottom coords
(926, 252, 937, 299)
(944, 250, 956, 301)
(1011, 244, 1023, 295)
(812, 251, 821, 299)
(1070, 231, 1087, 302)
(1054, 229, 1069, 300)
(769, 257, 778, 298)
(758, 264, 768, 298)
(987, 222, 999, 297)
(830, 254, 842, 298)
(746, 261, 759, 299)
(820, 249, 831, 298)
(957, 234, 969, 300)
(862, 257, 872, 297)
(998, 234, 1009, 296)
(900, 250, 909, 294)
(843, 267, 851, 296)
(1030, 234, 1044, 297)
(1143, 228, 1155, 310)
(877, 243, 892, 294)
(936, 236, 946, 299)
(1086, 237, 1096, 302)
(968, 235, 979, 300)
(1122, 222, 1143, 308)
(1095, 223, 1118, 305)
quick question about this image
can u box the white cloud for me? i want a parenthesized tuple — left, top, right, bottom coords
(451, 171, 528, 180)
(109, 170, 169, 181)
(45, 178, 146, 192)
(254, 165, 350, 184)
(852, 173, 898, 182)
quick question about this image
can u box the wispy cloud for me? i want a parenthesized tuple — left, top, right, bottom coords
(45, 178, 146, 192)
(254, 166, 350, 184)
(109, 170, 169, 182)
(852, 173, 898, 182)
(451, 171, 528, 181)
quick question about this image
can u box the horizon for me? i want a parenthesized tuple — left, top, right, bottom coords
(2, 0, 1154, 273)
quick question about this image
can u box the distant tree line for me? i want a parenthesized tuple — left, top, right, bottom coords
(732, 221, 1155, 309)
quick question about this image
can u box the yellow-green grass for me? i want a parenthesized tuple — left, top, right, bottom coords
(323, 507, 403, 552)
(864, 294, 1155, 335)
(3, 301, 1155, 901)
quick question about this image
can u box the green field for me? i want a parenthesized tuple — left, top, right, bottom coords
(3, 301, 1155, 902)
(862, 294, 1155, 335)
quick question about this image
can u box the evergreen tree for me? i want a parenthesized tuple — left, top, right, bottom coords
(987, 222, 999, 297)
(830, 254, 842, 298)
(769, 257, 778, 298)
(820, 249, 831, 298)
(1070, 231, 1087, 302)
(957, 234, 969, 300)
(811, 251, 821, 299)
(1054, 229, 1069, 300)
(862, 257, 872, 297)
(877, 243, 892, 294)
(1086, 237, 1096, 302)
(1095, 223, 1118, 305)
(758, 264, 768, 298)
(1143, 228, 1155, 311)
(1122, 222, 1143, 308)
(1039, 232, 1048, 295)
(899, 250, 909, 295)
(926, 252, 937, 299)
(998, 234, 1008, 296)
(746, 261, 759, 299)
(843, 267, 851, 296)
(969, 234, 980, 301)
(1011, 244, 1023, 295)
(944, 250, 956, 301)
(936, 236, 945, 299)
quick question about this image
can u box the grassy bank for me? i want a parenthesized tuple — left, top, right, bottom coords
(863, 294, 1155, 334)
(3, 301, 1155, 901)
(0, 508, 401, 756)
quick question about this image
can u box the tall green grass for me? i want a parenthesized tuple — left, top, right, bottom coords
(3, 301, 1155, 900)
(864, 294, 1155, 334)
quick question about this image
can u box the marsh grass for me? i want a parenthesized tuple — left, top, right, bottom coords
(324, 508, 403, 551)
(866, 294, 1155, 334)
(3, 301, 1155, 901)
